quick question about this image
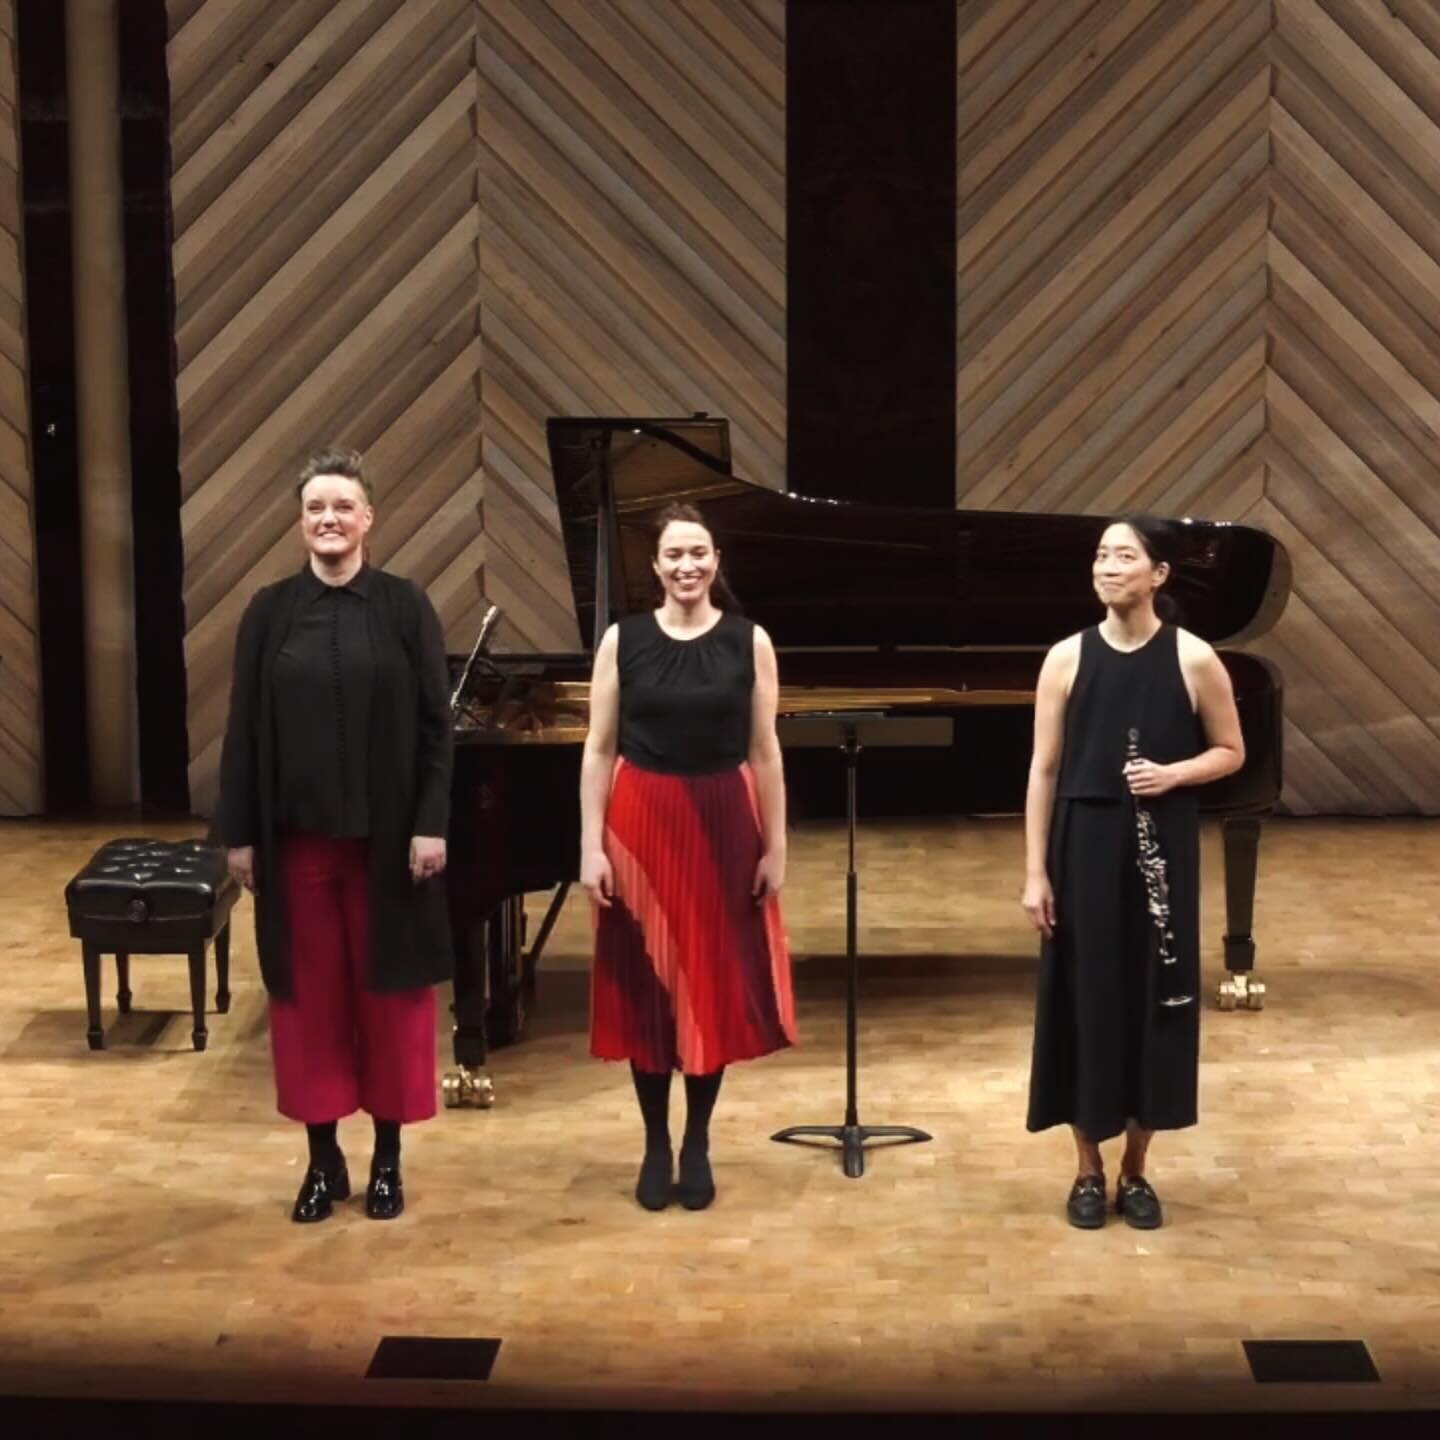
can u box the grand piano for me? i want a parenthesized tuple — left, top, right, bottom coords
(441, 416, 1290, 1107)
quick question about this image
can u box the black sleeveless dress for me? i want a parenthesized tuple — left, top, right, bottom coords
(1026, 623, 1204, 1140)
(590, 611, 797, 1075)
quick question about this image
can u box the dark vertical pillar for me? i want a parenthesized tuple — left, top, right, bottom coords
(118, 1, 189, 814)
(16, 0, 89, 813)
(786, 0, 957, 507)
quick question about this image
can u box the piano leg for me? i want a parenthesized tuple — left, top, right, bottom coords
(443, 914, 496, 1110)
(1216, 816, 1266, 1012)
(480, 886, 573, 1045)
(483, 896, 528, 1048)
(441, 885, 572, 1108)
(521, 882, 570, 1018)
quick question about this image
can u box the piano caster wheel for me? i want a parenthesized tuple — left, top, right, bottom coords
(1217, 973, 1265, 1011)
(442, 1067, 495, 1110)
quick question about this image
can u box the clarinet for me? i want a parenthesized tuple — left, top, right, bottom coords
(1127, 727, 1193, 1009)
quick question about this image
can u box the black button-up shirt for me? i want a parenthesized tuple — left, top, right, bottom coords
(273, 564, 374, 838)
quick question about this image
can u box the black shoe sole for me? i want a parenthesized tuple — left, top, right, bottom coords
(1067, 1211, 1105, 1229)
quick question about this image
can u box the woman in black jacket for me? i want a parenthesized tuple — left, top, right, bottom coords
(214, 447, 454, 1224)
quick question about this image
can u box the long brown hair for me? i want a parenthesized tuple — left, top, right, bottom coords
(653, 502, 742, 611)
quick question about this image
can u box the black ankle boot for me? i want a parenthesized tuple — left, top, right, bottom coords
(636, 1147, 673, 1211)
(676, 1143, 715, 1210)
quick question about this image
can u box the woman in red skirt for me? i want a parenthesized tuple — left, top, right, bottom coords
(214, 446, 453, 1224)
(580, 502, 796, 1211)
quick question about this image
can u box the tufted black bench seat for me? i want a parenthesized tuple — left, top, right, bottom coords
(65, 838, 241, 1052)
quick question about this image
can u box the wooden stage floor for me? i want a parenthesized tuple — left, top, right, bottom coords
(2, 814, 1439, 1425)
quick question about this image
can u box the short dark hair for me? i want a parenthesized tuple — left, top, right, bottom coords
(1109, 513, 1181, 622)
(297, 446, 371, 503)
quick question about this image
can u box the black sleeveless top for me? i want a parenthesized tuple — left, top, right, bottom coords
(1056, 624, 1203, 801)
(617, 610, 755, 775)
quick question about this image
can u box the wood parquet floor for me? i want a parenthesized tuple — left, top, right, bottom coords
(2, 815, 1439, 1420)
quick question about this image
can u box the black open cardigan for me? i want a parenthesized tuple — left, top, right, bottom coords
(212, 565, 454, 999)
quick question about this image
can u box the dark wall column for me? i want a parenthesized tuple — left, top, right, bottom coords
(786, 0, 957, 506)
(119, 1, 189, 815)
(16, 0, 89, 814)
(17, 0, 186, 816)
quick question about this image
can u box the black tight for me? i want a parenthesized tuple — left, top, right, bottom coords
(305, 1118, 401, 1170)
(631, 1064, 672, 1151)
(629, 1062, 726, 1151)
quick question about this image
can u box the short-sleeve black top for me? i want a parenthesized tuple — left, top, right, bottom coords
(617, 610, 755, 775)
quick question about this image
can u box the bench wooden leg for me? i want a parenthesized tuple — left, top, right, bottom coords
(215, 921, 231, 1014)
(188, 945, 208, 1052)
(83, 944, 105, 1050)
(116, 952, 132, 1014)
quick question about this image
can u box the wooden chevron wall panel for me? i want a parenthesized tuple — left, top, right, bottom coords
(1267, 0, 1440, 815)
(0, 0, 40, 816)
(164, 0, 1440, 816)
(166, 0, 485, 815)
(960, 0, 1440, 815)
(477, 0, 784, 653)
(958, 0, 1271, 518)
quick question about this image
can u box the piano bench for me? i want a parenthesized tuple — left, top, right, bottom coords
(64, 839, 240, 1053)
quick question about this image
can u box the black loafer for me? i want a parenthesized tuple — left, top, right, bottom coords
(1066, 1174, 1107, 1229)
(1116, 1174, 1163, 1229)
(636, 1148, 673, 1211)
(292, 1160, 350, 1223)
(676, 1145, 715, 1211)
(365, 1163, 404, 1220)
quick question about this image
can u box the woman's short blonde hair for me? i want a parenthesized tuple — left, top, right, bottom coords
(296, 446, 371, 503)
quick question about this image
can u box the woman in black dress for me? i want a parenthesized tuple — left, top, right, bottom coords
(1022, 516, 1244, 1229)
(215, 446, 453, 1224)
(579, 502, 796, 1212)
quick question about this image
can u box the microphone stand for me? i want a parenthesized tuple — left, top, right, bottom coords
(772, 711, 932, 1178)
(450, 603, 502, 712)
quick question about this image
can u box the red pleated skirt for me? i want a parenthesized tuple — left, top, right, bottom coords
(591, 758, 797, 1074)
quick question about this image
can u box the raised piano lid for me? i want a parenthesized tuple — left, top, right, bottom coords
(546, 416, 1292, 653)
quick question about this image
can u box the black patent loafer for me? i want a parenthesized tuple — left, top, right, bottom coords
(676, 1145, 715, 1211)
(1116, 1174, 1163, 1229)
(292, 1160, 350, 1223)
(1066, 1173, 1107, 1229)
(635, 1148, 673, 1211)
(365, 1163, 404, 1220)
